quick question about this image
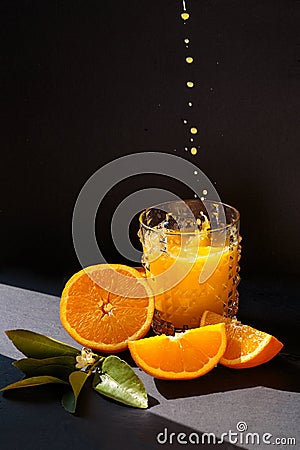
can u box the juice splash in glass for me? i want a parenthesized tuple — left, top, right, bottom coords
(139, 199, 241, 335)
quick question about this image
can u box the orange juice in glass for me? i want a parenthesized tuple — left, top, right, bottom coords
(139, 199, 241, 335)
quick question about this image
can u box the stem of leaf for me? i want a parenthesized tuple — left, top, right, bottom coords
(86, 356, 105, 376)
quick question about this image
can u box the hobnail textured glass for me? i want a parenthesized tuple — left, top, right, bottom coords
(139, 199, 241, 335)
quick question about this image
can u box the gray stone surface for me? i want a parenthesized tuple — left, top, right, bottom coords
(1, 283, 299, 450)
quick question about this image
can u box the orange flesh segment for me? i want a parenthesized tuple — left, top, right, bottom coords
(128, 323, 227, 380)
(200, 311, 283, 368)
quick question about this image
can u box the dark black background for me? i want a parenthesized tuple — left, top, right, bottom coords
(2, 0, 300, 284)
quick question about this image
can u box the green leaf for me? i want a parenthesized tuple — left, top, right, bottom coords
(61, 371, 90, 413)
(0, 375, 68, 391)
(5, 330, 80, 358)
(93, 355, 148, 409)
(13, 356, 76, 380)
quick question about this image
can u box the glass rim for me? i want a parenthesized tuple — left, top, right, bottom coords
(139, 199, 240, 235)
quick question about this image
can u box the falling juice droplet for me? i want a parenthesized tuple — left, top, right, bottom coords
(181, 12, 190, 21)
(193, 170, 198, 175)
(183, 119, 188, 124)
(202, 189, 208, 195)
(194, 193, 198, 198)
(181, 1, 200, 156)
(200, 196, 205, 201)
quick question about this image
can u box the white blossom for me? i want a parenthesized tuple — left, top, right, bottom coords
(75, 348, 96, 369)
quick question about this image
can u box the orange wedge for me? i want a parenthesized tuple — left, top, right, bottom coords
(128, 323, 226, 380)
(60, 264, 154, 353)
(200, 311, 283, 369)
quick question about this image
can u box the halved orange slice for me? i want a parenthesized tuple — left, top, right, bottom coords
(60, 264, 154, 353)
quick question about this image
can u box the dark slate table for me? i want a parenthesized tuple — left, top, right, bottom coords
(0, 275, 299, 450)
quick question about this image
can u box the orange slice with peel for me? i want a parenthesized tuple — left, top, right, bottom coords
(60, 264, 154, 353)
(200, 311, 283, 369)
(128, 323, 226, 380)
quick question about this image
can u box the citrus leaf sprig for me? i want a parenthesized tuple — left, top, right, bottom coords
(1, 330, 148, 413)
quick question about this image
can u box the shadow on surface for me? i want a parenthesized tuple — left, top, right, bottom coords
(0, 354, 69, 406)
(0, 267, 67, 297)
(1, 354, 243, 450)
(155, 353, 300, 400)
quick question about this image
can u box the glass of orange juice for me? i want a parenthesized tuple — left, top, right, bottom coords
(138, 199, 241, 335)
